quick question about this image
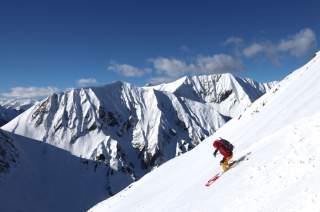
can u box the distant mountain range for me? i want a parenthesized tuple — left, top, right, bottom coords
(2, 73, 273, 198)
(0, 98, 37, 126)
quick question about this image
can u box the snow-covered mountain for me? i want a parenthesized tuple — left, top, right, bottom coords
(90, 51, 320, 212)
(2, 74, 268, 195)
(150, 74, 274, 118)
(0, 98, 36, 126)
(0, 98, 36, 111)
(0, 129, 114, 211)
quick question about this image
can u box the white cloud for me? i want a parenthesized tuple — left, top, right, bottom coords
(196, 54, 243, 74)
(146, 54, 243, 84)
(108, 63, 150, 77)
(1, 86, 58, 98)
(149, 57, 191, 77)
(243, 43, 266, 58)
(224, 36, 244, 45)
(243, 43, 280, 65)
(77, 78, 98, 86)
(278, 28, 317, 57)
(149, 54, 243, 77)
(242, 28, 317, 61)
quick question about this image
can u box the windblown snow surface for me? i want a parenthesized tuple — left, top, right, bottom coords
(90, 53, 320, 212)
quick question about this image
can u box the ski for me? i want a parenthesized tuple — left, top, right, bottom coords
(204, 162, 236, 187)
(205, 152, 251, 187)
(205, 173, 222, 186)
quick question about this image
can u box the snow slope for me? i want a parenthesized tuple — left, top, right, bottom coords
(0, 98, 36, 126)
(0, 106, 19, 126)
(0, 130, 18, 174)
(0, 129, 114, 212)
(90, 52, 320, 212)
(2, 74, 267, 194)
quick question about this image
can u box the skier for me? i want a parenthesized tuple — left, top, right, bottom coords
(212, 138, 234, 172)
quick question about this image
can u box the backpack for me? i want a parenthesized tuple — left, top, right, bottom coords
(219, 138, 234, 152)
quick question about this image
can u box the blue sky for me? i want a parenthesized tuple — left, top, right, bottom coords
(0, 0, 319, 98)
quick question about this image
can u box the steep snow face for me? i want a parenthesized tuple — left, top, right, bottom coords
(0, 129, 113, 212)
(0, 98, 36, 126)
(90, 53, 320, 212)
(0, 130, 18, 174)
(151, 74, 273, 118)
(2, 74, 267, 193)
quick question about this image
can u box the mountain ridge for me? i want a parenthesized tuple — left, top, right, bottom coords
(2, 73, 270, 195)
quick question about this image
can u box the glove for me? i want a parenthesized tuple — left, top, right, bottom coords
(213, 149, 218, 157)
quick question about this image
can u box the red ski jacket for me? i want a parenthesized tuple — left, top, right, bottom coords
(213, 140, 232, 158)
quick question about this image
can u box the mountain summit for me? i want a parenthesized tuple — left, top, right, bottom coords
(2, 73, 269, 197)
